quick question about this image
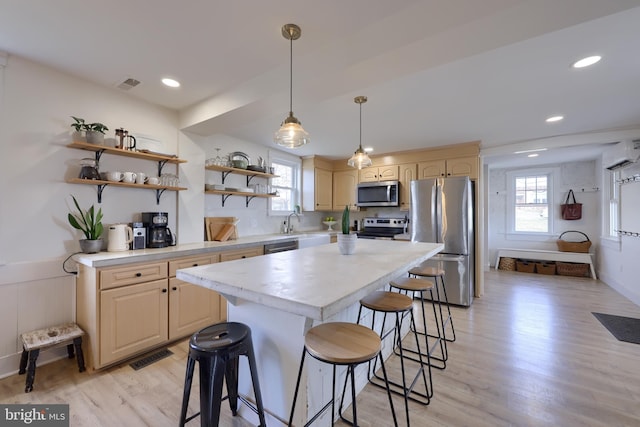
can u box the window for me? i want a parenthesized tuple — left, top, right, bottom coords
(507, 170, 553, 234)
(269, 156, 301, 215)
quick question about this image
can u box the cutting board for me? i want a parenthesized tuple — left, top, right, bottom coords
(205, 217, 238, 241)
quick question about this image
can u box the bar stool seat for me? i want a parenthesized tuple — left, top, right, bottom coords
(357, 291, 432, 425)
(390, 276, 447, 370)
(289, 322, 397, 427)
(408, 266, 457, 344)
(179, 322, 266, 427)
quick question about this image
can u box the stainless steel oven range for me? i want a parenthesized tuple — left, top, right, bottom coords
(356, 217, 407, 240)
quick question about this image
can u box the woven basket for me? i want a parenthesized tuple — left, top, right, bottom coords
(516, 260, 535, 273)
(535, 262, 557, 275)
(556, 262, 590, 277)
(557, 231, 591, 253)
(498, 257, 516, 271)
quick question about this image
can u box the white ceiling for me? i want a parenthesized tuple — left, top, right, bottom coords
(2, 0, 640, 166)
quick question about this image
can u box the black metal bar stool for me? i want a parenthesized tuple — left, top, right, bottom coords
(389, 276, 446, 371)
(179, 322, 266, 427)
(356, 291, 432, 425)
(408, 266, 456, 344)
(288, 322, 397, 427)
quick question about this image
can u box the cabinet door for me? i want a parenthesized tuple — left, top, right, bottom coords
(168, 277, 224, 340)
(359, 167, 379, 183)
(100, 279, 168, 366)
(446, 156, 478, 179)
(333, 170, 358, 211)
(399, 164, 417, 211)
(378, 165, 399, 181)
(418, 160, 446, 178)
(315, 168, 333, 210)
(219, 246, 264, 262)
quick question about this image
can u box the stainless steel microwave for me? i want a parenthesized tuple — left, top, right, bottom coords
(356, 180, 399, 207)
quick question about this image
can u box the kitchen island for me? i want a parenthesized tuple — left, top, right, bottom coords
(177, 239, 443, 426)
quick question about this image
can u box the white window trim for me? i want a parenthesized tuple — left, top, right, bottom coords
(268, 151, 302, 216)
(602, 169, 621, 241)
(506, 167, 555, 239)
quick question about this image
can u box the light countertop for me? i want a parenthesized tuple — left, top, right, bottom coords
(73, 230, 337, 268)
(177, 239, 443, 321)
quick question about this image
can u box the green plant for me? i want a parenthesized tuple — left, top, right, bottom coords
(70, 116, 109, 134)
(341, 205, 350, 234)
(67, 195, 104, 240)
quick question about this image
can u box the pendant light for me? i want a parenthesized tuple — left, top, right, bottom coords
(347, 96, 373, 169)
(274, 24, 310, 148)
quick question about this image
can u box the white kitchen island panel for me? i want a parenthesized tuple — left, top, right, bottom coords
(177, 239, 443, 426)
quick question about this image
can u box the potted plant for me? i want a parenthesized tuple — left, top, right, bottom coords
(68, 195, 104, 253)
(337, 205, 357, 255)
(70, 116, 109, 145)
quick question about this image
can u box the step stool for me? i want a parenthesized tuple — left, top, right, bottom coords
(18, 322, 86, 392)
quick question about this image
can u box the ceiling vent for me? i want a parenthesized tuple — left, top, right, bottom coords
(117, 78, 141, 91)
(603, 139, 640, 171)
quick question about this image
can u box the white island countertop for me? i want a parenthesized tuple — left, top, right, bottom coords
(177, 239, 443, 321)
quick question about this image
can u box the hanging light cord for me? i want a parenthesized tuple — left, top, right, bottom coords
(359, 101, 363, 150)
(288, 30, 293, 115)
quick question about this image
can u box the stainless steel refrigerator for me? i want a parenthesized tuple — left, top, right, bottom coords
(410, 176, 474, 306)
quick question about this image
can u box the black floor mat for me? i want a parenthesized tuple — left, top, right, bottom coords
(592, 312, 640, 344)
(129, 348, 173, 370)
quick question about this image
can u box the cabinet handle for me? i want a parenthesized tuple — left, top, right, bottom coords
(172, 286, 177, 291)
(135, 272, 142, 277)
(192, 263, 198, 267)
(162, 288, 167, 293)
(241, 255, 246, 258)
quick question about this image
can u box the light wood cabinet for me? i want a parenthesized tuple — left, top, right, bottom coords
(314, 168, 333, 211)
(219, 245, 264, 262)
(302, 157, 334, 212)
(399, 163, 417, 211)
(168, 254, 225, 340)
(359, 165, 399, 183)
(333, 169, 358, 211)
(77, 253, 230, 370)
(100, 279, 169, 366)
(418, 156, 478, 180)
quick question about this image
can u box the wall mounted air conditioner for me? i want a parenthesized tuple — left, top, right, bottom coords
(603, 139, 640, 171)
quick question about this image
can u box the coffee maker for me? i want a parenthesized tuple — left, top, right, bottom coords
(141, 212, 173, 248)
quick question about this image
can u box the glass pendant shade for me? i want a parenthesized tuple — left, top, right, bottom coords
(348, 95, 372, 169)
(348, 146, 372, 169)
(274, 112, 310, 148)
(274, 23, 309, 148)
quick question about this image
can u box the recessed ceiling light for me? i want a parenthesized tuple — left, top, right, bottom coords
(528, 153, 539, 158)
(546, 115, 564, 123)
(572, 55, 601, 68)
(162, 78, 180, 88)
(364, 147, 374, 153)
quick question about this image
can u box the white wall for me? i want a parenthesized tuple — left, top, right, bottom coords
(598, 162, 640, 305)
(487, 160, 601, 266)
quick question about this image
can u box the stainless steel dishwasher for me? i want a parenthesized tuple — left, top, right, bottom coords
(264, 240, 299, 254)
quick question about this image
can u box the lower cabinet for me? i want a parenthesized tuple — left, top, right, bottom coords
(78, 251, 244, 370)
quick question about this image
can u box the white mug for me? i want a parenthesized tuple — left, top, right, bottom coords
(122, 172, 137, 183)
(147, 177, 160, 185)
(106, 171, 124, 182)
(135, 173, 148, 185)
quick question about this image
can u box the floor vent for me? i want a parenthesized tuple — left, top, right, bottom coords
(129, 348, 173, 371)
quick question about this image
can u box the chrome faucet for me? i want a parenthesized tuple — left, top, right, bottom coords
(286, 212, 300, 234)
(285, 208, 301, 234)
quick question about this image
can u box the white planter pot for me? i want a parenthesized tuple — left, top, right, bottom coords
(337, 233, 357, 255)
(86, 130, 104, 145)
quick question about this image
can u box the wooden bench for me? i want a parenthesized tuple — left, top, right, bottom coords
(495, 248, 596, 280)
(18, 322, 86, 392)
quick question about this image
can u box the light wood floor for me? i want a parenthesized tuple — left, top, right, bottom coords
(1, 270, 639, 426)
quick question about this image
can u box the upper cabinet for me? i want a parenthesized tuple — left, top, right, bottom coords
(314, 168, 333, 211)
(333, 169, 358, 211)
(359, 165, 399, 183)
(302, 157, 334, 212)
(398, 163, 417, 211)
(418, 156, 478, 180)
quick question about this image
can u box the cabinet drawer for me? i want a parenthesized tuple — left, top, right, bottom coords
(100, 262, 168, 290)
(219, 246, 264, 262)
(169, 254, 220, 277)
